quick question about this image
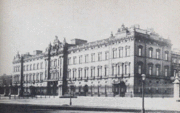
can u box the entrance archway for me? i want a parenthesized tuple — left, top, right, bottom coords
(113, 81, 126, 97)
(83, 85, 88, 96)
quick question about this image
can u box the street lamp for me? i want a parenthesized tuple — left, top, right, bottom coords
(141, 74, 146, 113)
(70, 87, 72, 106)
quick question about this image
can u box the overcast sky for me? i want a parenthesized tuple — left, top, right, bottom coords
(0, 0, 180, 75)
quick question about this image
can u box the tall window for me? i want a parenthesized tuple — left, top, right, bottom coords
(138, 46, 143, 56)
(105, 51, 109, 60)
(164, 66, 168, 76)
(40, 73, 43, 81)
(156, 65, 160, 76)
(91, 53, 95, 62)
(26, 75, 28, 81)
(54, 60, 57, 67)
(91, 67, 95, 77)
(125, 65, 127, 75)
(156, 49, 160, 59)
(85, 54, 89, 63)
(78, 68, 82, 78)
(119, 47, 123, 58)
(104, 66, 108, 77)
(165, 51, 168, 61)
(23, 65, 25, 71)
(125, 46, 130, 57)
(148, 65, 153, 75)
(138, 62, 143, 74)
(73, 69, 76, 78)
(113, 49, 117, 58)
(33, 64, 35, 70)
(36, 73, 39, 81)
(149, 48, 153, 58)
(84, 68, 88, 78)
(68, 57, 71, 65)
(73, 56, 77, 64)
(68, 69, 71, 79)
(98, 52, 102, 61)
(40, 62, 43, 69)
(97, 66, 102, 77)
(26, 65, 29, 71)
(37, 63, 39, 70)
(79, 55, 82, 64)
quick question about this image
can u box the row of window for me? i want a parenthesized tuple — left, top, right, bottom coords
(14, 73, 44, 82)
(13, 62, 44, 72)
(138, 63, 169, 76)
(67, 64, 131, 79)
(68, 46, 130, 65)
(138, 46, 169, 60)
(50, 58, 63, 67)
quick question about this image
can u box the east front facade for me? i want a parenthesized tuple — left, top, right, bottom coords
(10, 24, 178, 97)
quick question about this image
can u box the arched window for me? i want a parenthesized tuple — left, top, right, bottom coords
(156, 64, 160, 76)
(149, 47, 153, 58)
(164, 66, 169, 76)
(119, 47, 123, 58)
(138, 46, 143, 56)
(125, 46, 130, 57)
(148, 63, 153, 75)
(165, 51, 169, 61)
(156, 49, 160, 59)
(137, 61, 143, 74)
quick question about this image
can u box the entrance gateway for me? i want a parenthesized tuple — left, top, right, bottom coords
(113, 81, 126, 97)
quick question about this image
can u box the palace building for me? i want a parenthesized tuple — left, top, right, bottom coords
(11, 24, 179, 97)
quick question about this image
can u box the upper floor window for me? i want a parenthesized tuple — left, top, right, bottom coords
(26, 65, 29, 71)
(165, 51, 169, 61)
(54, 60, 57, 67)
(91, 53, 95, 62)
(37, 63, 39, 70)
(85, 54, 89, 63)
(91, 67, 95, 77)
(97, 66, 102, 77)
(156, 64, 160, 76)
(78, 68, 82, 78)
(148, 63, 153, 75)
(149, 48, 153, 58)
(112, 48, 117, 58)
(104, 66, 108, 77)
(138, 46, 143, 56)
(156, 49, 160, 59)
(79, 55, 82, 64)
(105, 51, 109, 60)
(40, 73, 43, 80)
(98, 52, 102, 61)
(72, 69, 76, 78)
(40, 62, 43, 69)
(119, 47, 123, 58)
(73, 56, 77, 64)
(138, 62, 143, 74)
(68, 57, 71, 65)
(173, 58, 177, 63)
(125, 46, 130, 57)
(23, 65, 25, 71)
(164, 66, 169, 76)
(84, 68, 88, 78)
(33, 64, 35, 70)
(68, 69, 71, 79)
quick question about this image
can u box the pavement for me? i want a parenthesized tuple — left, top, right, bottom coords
(0, 95, 180, 112)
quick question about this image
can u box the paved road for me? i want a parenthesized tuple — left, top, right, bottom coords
(0, 95, 180, 112)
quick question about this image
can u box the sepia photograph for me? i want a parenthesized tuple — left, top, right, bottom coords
(0, 0, 180, 113)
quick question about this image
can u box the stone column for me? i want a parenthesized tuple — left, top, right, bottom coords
(173, 74, 180, 100)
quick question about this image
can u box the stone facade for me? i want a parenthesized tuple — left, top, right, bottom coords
(11, 24, 177, 97)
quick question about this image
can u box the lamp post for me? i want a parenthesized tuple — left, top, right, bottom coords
(141, 74, 146, 113)
(70, 88, 72, 106)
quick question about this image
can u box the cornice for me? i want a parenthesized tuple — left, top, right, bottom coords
(68, 35, 134, 53)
